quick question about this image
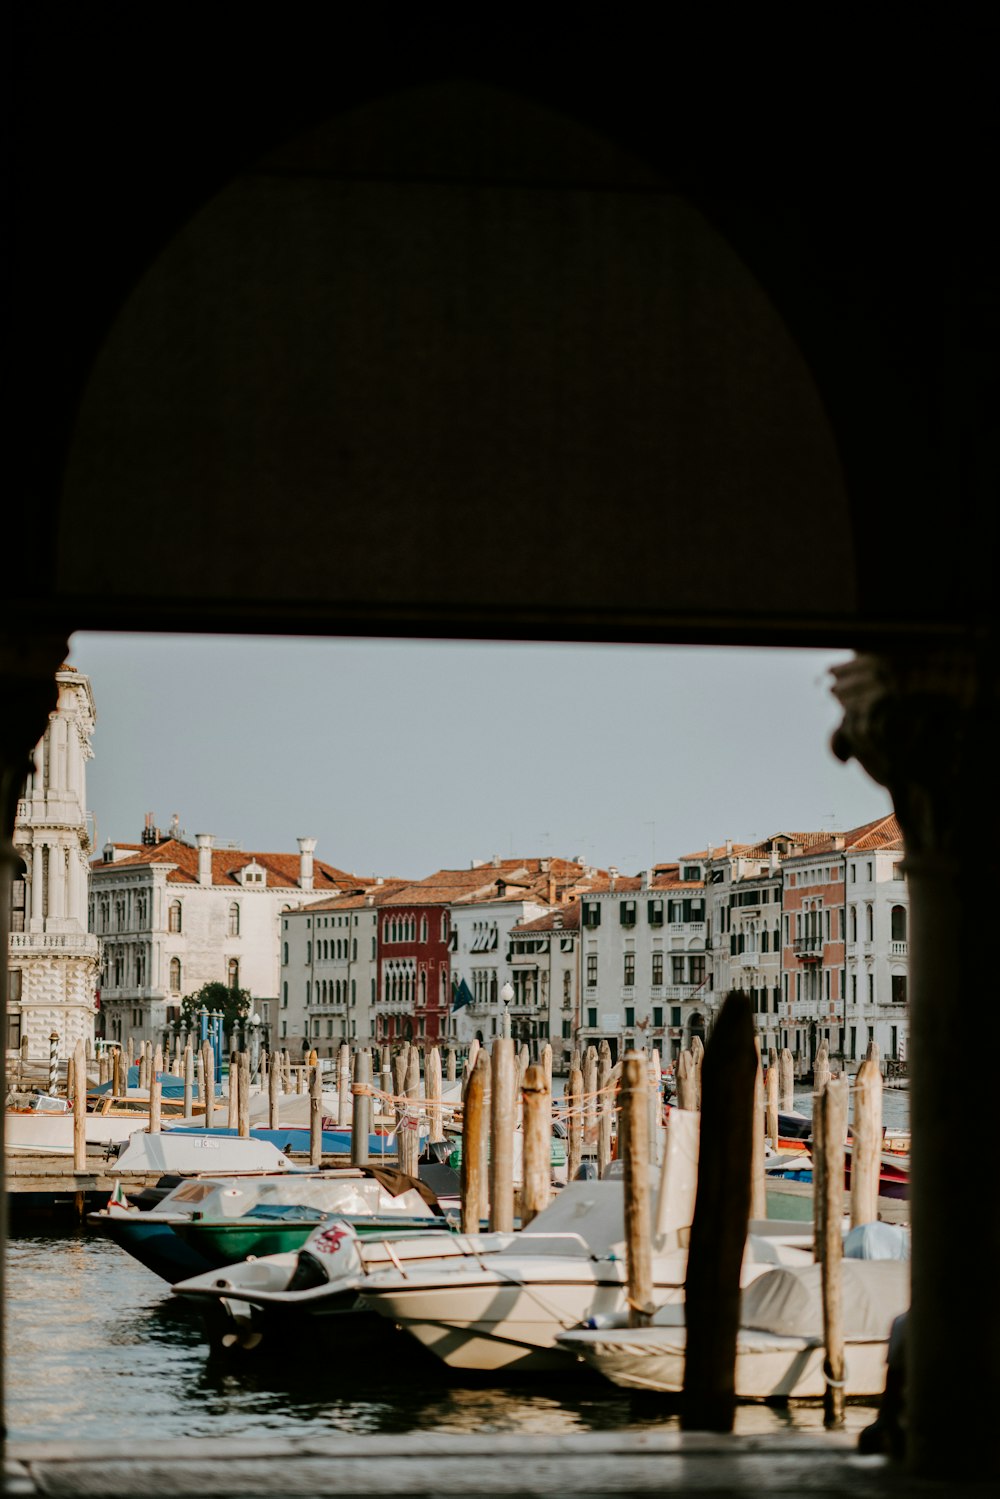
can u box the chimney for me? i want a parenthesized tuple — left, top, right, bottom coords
(609, 865, 618, 891)
(195, 833, 213, 886)
(640, 868, 650, 890)
(769, 849, 780, 873)
(492, 853, 501, 868)
(725, 839, 733, 856)
(298, 837, 317, 892)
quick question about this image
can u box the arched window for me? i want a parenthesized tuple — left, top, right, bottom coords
(169, 957, 181, 992)
(227, 957, 240, 988)
(419, 971, 427, 1006)
(865, 904, 874, 941)
(352, 939, 357, 960)
(421, 917, 428, 943)
(891, 905, 907, 941)
(228, 902, 240, 937)
(761, 928, 769, 953)
(351, 979, 356, 1006)
(850, 905, 858, 942)
(168, 900, 182, 933)
(283, 942, 289, 966)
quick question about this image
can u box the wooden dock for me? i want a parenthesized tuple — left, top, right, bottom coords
(4, 1432, 993, 1497)
(5, 1152, 168, 1210)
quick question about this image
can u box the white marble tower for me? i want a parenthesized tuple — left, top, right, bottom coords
(8, 665, 100, 1056)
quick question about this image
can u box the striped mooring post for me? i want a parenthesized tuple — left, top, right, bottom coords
(49, 1031, 60, 1095)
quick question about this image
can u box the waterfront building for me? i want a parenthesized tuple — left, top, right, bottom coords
(279, 879, 406, 1056)
(447, 858, 600, 1051)
(705, 834, 828, 1058)
(779, 813, 907, 1069)
(509, 902, 581, 1070)
(841, 818, 909, 1065)
(90, 824, 357, 1049)
(576, 861, 709, 1064)
(8, 665, 100, 1057)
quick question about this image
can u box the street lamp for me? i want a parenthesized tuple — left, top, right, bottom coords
(499, 982, 514, 1040)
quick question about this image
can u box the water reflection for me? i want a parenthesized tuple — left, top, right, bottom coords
(5, 1224, 880, 1443)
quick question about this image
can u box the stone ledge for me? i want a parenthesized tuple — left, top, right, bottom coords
(5, 1432, 994, 1497)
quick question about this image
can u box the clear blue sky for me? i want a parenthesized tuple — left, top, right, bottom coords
(66, 634, 891, 881)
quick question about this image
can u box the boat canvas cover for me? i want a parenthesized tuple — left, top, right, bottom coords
(843, 1221, 910, 1260)
(519, 1171, 660, 1259)
(740, 1261, 910, 1341)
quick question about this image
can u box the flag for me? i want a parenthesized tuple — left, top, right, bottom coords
(106, 1181, 131, 1211)
(451, 978, 474, 1013)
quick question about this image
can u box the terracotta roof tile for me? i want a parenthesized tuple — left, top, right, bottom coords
(91, 838, 359, 890)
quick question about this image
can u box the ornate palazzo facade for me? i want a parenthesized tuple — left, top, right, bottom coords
(8, 665, 100, 1057)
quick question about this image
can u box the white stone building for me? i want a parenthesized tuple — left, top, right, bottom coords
(8, 665, 100, 1057)
(704, 835, 826, 1056)
(448, 889, 547, 1045)
(577, 863, 709, 1063)
(90, 825, 357, 1049)
(843, 828, 909, 1065)
(508, 902, 580, 1068)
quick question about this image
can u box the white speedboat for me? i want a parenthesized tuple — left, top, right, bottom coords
(555, 1259, 910, 1397)
(5, 1094, 153, 1155)
(356, 1110, 813, 1374)
(171, 1216, 511, 1351)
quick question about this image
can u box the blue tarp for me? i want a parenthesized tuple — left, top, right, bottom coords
(91, 1067, 218, 1098)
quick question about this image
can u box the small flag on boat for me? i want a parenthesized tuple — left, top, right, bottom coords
(107, 1181, 130, 1210)
(451, 978, 474, 1013)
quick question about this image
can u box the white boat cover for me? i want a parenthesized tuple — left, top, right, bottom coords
(110, 1133, 295, 1175)
(519, 1171, 660, 1258)
(843, 1221, 910, 1260)
(740, 1260, 909, 1341)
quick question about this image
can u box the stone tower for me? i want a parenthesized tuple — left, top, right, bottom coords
(8, 665, 99, 1056)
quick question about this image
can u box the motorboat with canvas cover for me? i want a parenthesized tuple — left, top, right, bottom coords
(356, 1112, 814, 1374)
(556, 1259, 910, 1397)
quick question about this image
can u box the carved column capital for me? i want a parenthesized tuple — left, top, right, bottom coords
(830, 649, 998, 860)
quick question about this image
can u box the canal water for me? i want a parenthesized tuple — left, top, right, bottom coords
(4, 1086, 907, 1445)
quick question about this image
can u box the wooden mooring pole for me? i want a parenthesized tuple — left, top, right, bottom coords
(850, 1054, 882, 1229)
(566, 1064, 584, 1183)
(818, 1075, 849, 1428)
(309, 1062, 323, 1166)
(521, 1063, 551, 1226)
(461, 1052, 490, 1233)
(72, 1039, 87, 1171)
(621, 1052, 654, 1328)
(351, 1048, 373, 1167)
(681, 992, 757, 1433)
(489, 1037, 516, 1232)
(238, 1052, 250, 1138)
(750, 1037, 767, 1221)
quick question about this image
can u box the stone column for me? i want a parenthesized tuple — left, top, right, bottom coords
(831, 649, 999, 1480)
(30, 841, 44, 927)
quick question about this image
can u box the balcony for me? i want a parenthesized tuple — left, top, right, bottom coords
(621, 986, 635, 999)
(9, 932, 99, 958)
(741, 951, 760, 969)
(649, 985, 664, 999)
(793, 936, 823, 961)
(890, 940, 908, 957)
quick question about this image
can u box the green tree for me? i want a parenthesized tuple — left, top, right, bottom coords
(175, 981, 251, 1036)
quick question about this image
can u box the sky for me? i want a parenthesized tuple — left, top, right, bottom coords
(65, 634, 892, 882)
